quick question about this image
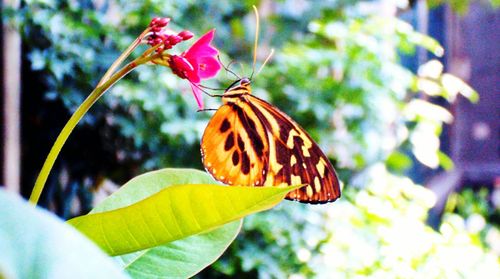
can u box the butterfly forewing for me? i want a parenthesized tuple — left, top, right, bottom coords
(201, 101, 269, 186)
(201, 82, 341, 204)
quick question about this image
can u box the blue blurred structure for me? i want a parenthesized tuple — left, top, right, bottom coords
(424, 2, 500, 226)
(398, 1, 499, 227)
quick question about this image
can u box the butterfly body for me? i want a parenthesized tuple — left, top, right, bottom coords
(201, 78, 341, 204)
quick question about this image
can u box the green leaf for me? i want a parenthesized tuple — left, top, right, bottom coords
(118, 221, 241, 279)
(438, 151, 455, 171)
(441, 73, 479, 103)
(88, 169, 217, 213)
(0, 190, 128, 279)
(68, 168, 297, 256)
(450, 0, 469, 15)
(87, 168, 242, 278)
(386, 151, 413, 171)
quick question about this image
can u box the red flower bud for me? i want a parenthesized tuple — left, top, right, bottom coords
(150, 17, 159, 25)
(157, 17, 170, 27)
(178, 30, 194, 40)
(167, 35, 182, 45)
(149, 17, 170, 28)
(150, 26, 161, 33)
(154, 37, 163, 45)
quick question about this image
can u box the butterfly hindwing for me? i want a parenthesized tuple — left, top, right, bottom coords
(245, 95, 340, 203)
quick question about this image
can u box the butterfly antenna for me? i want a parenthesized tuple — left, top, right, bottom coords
(256, 48, 274, 76)
(217, 55, 241, 79)
(249, 5, 260, 81)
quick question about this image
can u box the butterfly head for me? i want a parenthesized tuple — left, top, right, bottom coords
(224, 77, 252, 96)
(240, 77, 251, 86)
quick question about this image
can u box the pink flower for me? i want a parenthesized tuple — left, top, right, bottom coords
(169, 29, 221, 109)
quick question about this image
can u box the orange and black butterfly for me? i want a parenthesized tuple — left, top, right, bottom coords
(200, 77, 341, 204)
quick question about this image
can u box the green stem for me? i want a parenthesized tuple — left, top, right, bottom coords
(97, 28, 151, 87)
(29, 55, 153, 205)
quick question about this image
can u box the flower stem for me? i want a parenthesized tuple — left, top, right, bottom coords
(97, 28, 151, 87)
(29, 55, 153, 205)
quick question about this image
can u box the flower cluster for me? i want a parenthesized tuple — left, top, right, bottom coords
(147, 17, 194, 52)
(168, 30, 221, 109)
(146, 18, 221, 109)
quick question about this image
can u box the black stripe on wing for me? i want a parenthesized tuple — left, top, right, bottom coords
(245, 95, 341, 203)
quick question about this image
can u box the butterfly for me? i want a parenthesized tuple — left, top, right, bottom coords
(200, 77, 341, 204)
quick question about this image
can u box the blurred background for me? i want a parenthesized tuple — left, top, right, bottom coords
(1, 0, 499, 277)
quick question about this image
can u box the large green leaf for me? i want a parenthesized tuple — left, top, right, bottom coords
(0, 190, 128, 279)
(88, 168, 242, 278)
(117, 221, 241, 279)
(67, 168, 297, 265)
(87, 169, 218, 213)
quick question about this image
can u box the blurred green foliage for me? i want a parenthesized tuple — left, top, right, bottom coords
(428, 0, 500, 14)
(445, 186, 500, 257)
(213, 166, 499, 278)
(10, 0, 499, 277)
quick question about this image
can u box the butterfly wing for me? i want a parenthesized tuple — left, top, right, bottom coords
(201, 93, 340, 204)
(245, 95, 341, 203)
(201, 101, 269, 186)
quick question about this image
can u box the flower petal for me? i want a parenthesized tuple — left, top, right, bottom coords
(189, 82, 204, 109)
(170, 55, 195, 80)
(184, 58, 201, 83)
(198, 56, 222, 79)
(184, 29, 218, 58)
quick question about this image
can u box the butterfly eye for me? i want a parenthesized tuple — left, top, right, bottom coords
(240, 78, 251, 85)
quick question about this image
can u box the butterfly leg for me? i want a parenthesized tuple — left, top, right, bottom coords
(197, 108, 218, 112)
(191, 83, 225, 98)
(199, 84, 226, 91)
